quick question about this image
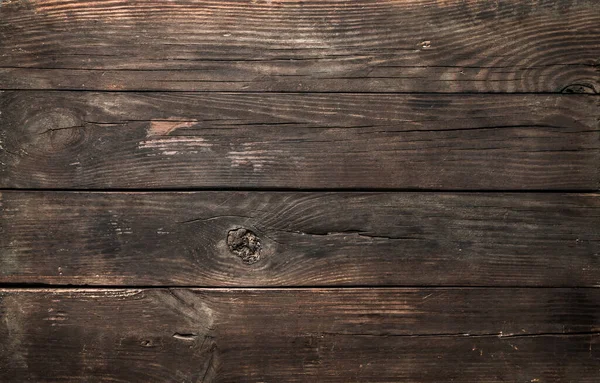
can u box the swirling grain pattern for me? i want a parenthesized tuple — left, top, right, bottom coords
(1, 91, 598, 189)
(1, 191, 599, 286)
(0, 288, 598, 382)
(0, 0, 597, 92)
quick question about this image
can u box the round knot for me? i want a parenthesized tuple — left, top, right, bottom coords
(227, 228, 261, 264)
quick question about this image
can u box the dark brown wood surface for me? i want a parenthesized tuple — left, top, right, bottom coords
(1, 288, 598, 382)
(0, 0, 598, 93)
(1, 0, 599, 381)
(1, 92, 598, 189)
(1, 191, 599, 287)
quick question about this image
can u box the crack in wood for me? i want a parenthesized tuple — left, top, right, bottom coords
(275, 228, 422, 241)
(320, 331, 600, 339)
(179, 215, 253, 225)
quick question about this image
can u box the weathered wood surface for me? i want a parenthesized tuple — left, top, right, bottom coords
(0, 288, 598, 382)
(1, 0, 599, 380)
(0, 0, 598, 93)
(1, 92, 598, 190)
(2, 191, 599, 286)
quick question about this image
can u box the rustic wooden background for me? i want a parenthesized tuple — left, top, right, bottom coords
(0, 0, 599, 381)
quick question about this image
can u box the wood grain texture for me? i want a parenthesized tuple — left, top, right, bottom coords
(0, 0, 598, 93)
(1, 1, 598, 380)
(1, 91, 598, 190)
(2, 191, 599, 287)
(1, 288, 598, 382)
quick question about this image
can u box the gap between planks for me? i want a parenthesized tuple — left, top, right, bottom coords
(1, 89, 600, 95)
(1, 285, 599, 290)
(1, 188, 600, 193)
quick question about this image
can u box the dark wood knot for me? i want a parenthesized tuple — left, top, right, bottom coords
(560, 83, 597, 94)
(227, 228, 261, 264)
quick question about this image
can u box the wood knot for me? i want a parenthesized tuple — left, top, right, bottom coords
(26, 110, 85, 152)
(560, 83, 597, 94)
(227, 228, 261, 264)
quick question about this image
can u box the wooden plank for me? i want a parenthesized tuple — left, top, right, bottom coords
(1, 92, 598, 190)
(0, 0, 598, 93)
(0, 288, 598, 382)
(2, 191, 599, 286)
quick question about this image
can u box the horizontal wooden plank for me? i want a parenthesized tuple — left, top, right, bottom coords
(0, 0, 598, 93)
(1, 92, 598, 189)
(2, 191, 599, 286)
(0, 288, 598, 382)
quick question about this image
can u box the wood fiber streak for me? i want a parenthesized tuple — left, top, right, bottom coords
(0, 288, 598, 382)
(0, 0, 598, 93)
(0, 92, 598, 189)
(1, 191, 599, 286)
